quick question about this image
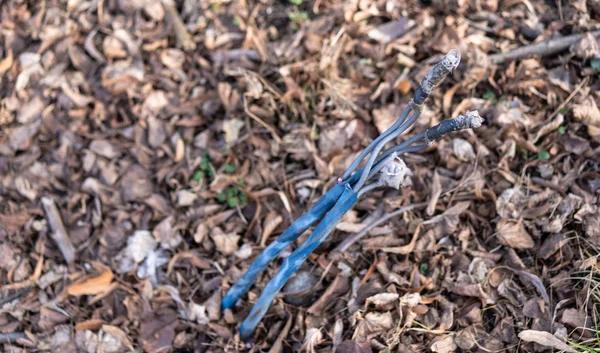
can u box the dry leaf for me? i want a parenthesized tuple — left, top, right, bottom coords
(518, 330, 576, 352)
(365, 293, 399, 310)
(222, 119, 245, 147)
(67, 270, 114, 296)
(261, 212, 283, 246)
(430, 336, 457, 353)
(75, 319, 106, 331)
(210, 230, 240, 255)
(301, 328, 323, 353)
(496, 218, 534, 249)
(102, 325, 135, 352)
(453, 138, 476, 162)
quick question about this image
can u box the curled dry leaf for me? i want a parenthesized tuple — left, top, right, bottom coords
(365, 292, 399, 310)
(67, 270, 114, 296)
(261, 212, 283, 246)
(518, 330, 576, 353)
(301, 328, 323, 353)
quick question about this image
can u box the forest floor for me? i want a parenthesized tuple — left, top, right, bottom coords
(1, 0, 600, 352)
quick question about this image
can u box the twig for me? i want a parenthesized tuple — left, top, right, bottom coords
(489, 30, 600, 64)
(0, 286, 33, 306)
(162, 0, 196, 52)
(0, 332, 27, 344)
(41, 196, 76, 264)
(329, 202, 428, 258)
(547, 77, 590, 120)
(243, 96, 283, 144)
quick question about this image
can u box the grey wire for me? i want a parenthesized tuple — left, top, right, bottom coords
(357, 181, 382, 197)
(374, 132, 426, 164)
(353, 110, 421, 191)
(342, 104, 414, 180)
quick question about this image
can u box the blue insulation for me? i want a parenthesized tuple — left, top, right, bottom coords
(221, 171, 363, 310)
(239, 186, 359, 341)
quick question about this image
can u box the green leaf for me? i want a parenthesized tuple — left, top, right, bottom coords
(289, 0, 302, 4)
(419, 263, 428, 275)
(232, 18, 240, 27)
(482, 91, 496, 100)
(558, 126, 566, 135)
(227, 196, 238, 208)
(239, 192, 248, 207)
(538, 151, 551, 161)
(192, 171, 204, 182)
(591, 57, 600, 71)
(217, 192, 226, 202)
(559, 106, 570, 115)
(223, 164, 236, 174)
(237, 177, 245, 186)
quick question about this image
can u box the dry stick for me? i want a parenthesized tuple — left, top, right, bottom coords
(162, 0, 196, 52)
(547, 76, 590, 120)
(0, 332, 28, 344)
(329, 201, 428, 258)
(0, 286, 33, 306)
(41, 196, 76, 264)
(489, 30, 600, 64)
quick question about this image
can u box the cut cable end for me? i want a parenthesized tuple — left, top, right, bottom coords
(464, 110, 483, 129)
(425, 110, 484, 145)
(442, 49, 462, 71)
(414, 49, 463, 104)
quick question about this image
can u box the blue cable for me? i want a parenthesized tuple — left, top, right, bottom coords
(239, 185, 359, 341)
(221, 170, 363, 310)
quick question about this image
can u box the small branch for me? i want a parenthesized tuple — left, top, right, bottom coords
(41, 196, 76, 264)
(329, 202, 428, 258)
(162, 0, 196, 52)
(489, 30, 600, 64)
(0, 286, 33, 306)
(0, 332, 27, 344)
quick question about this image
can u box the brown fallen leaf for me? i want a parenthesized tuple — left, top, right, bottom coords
(140, 310, 178, 353)
(102, 325, 135, 352)
(424, 201, 470, 234)
(307, 275, 350, 314)
(427, 171, 442, 216)
(67, 270, 114, 296)
(210, 230, 240, 255)
(261, 212, 283, 247)
(518, 330, 576, 352)
(496, 218, 534, 249)
(430, 335, 457, 353)
(371, 223, 421, 254)
(75, 319, 106, 331)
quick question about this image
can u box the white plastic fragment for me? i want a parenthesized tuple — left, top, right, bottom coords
(378, 153, 413, 189)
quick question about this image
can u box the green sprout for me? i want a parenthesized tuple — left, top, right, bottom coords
(482, 91, 496, 101)
(538, 151, 551, 161)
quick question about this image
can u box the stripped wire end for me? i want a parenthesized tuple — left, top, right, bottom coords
(425, 110, 484, 146)
(378, 152, 413, 190)
(414, 49, 462, 105)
